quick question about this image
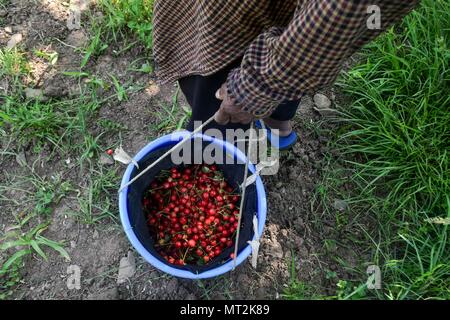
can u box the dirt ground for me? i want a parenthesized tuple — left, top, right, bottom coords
(1, 0, 364, 300)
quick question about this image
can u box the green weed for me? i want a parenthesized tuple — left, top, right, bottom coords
(150, 86, 191, 134)
(97, 0, 154, 49)
(321, 0, 450, 300)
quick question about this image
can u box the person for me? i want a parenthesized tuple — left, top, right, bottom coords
(152, 0, 419, 149)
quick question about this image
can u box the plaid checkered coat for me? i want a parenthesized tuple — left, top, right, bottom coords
(153, 0, 418, 116)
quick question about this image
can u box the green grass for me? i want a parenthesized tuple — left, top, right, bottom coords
(81, 23, 109, 68)
(80, 0, 154, 67)
(0, 0, 157, 299)
(97, 0, 154, 49)
(0, 48, 29, 89)
(0, 171, 72, 299)
(150, 86, 191, 135)
(313, 0, 449, 300)
(0, 97, 70, 148)
(71, 165, 121, 224)
(0, 48, 28, 77)
(0, 87, 121, 299)
(0, 96, 120, 297)
(282, 251, 324, 300)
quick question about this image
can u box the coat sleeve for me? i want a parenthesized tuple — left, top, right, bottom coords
(226, 0, 419, 117)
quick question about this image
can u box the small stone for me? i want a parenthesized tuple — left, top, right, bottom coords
(70, 240, 76, 248)
(4, 26, 12, 33)
(313, 93, 332, 109)
(333, 199, 348, 212)
(313, 93, 338, 117)
(117, 251, 136, 284)
(145, 81, 160, 97)
(25, 88, 46, 101)
(92, 229, 99, 239)
(7, 33, 23, 49)
(99, 154, 114, 165)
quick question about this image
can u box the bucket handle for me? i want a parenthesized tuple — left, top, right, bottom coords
(118, 115, 216, 193)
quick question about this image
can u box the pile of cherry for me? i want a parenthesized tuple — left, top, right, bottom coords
(143, 164, 241, 266)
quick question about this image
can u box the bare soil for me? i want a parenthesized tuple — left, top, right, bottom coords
(1, 0, 364, 300)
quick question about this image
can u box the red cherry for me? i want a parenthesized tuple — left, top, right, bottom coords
(145, 164, 242, 266)
(188, 239, 196, 247)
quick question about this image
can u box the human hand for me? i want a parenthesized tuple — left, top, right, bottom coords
(214, 83, 255, 125)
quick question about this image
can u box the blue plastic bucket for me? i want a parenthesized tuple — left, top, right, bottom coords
(119, 131, 267, 279)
